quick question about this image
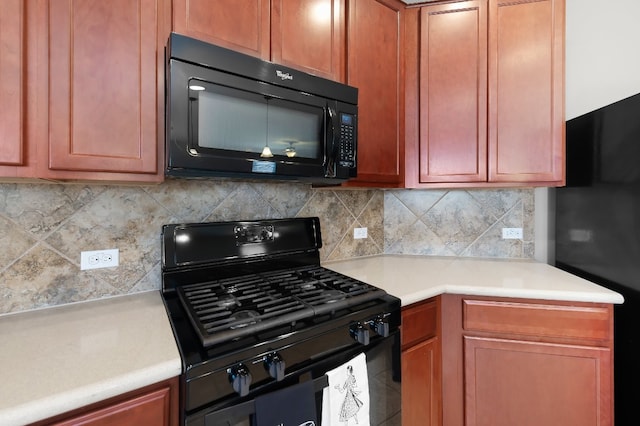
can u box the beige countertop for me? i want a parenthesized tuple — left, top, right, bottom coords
(0, 256, 623, 425)
(0, 291, 182, 426)
(324, 255, 624, 306)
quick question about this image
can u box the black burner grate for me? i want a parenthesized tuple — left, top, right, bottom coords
(177, 265, 387, 347)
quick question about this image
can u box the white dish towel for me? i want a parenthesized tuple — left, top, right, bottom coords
(322, 352, 370, 426)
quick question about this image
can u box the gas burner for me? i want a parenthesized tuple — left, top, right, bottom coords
(228, 310, 260, 329)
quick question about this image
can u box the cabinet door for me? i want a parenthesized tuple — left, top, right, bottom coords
(0, 0, 25, 167)
(417, 1, 487, 183)
(488, 0, 564, 183)
(464, 336, 611, 426)
(402, 338, 441, 426)
(52, 386, 174, 426)
(271, 0, 344, 81)
(173, 0, 270, 59)
(345, 0, 404, 186)
(43, 0, 167, 180)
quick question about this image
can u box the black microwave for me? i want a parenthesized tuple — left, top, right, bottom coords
(165, 33, 358, 185)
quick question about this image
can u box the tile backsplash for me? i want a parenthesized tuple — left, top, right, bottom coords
(0, 181, 533, 314)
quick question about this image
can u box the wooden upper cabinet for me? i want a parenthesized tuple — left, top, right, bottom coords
(345, 0, 405, 187)
(405, 0, 565, 188)
(172, 0, 345, 81)
(271, 0, 344, 81)
(40, 0, 169, 181)
(417, 1, 488, 184)
(488, 0, 565, 183)
(172, 0, 270, 59)
(0, 0, 26, 170)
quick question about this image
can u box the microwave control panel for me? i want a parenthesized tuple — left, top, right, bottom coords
(338, 113, 356, 168)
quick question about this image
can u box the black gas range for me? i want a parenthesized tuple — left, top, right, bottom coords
(161, 217, 401, 426)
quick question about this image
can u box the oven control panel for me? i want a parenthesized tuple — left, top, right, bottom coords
(234, 224, 275, 245)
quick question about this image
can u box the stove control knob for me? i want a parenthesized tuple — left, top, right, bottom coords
(350, 322, 370, 346)
(372, 317, 390, 338)
(228, 363, 252, 397)
(264, 352, 286, 381)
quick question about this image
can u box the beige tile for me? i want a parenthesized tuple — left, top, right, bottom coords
(383, 192, 419, 250)
(0, 180, 537, 314)
(335, 189, 377, 218)
(356, 191, 384, 249)
(207, 182, 277, 221)
(386, 220, 454, 256)
(143, 178, 235, 222)
(251, 181, 314, 218)
(0, 244, 117, 313)
(389, 189, 446, 217)
(297, 190, 353, 260)
(0, 216, 37, 270)
(0, 183, 104, 237)
(422, 191, 494, 254)
(44, 187, 175, 292)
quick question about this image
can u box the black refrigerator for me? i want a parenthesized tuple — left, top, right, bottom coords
(555, 92, 640, 425)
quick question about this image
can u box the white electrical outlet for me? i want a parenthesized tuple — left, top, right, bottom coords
(501, 228, 523, 239)
(81, 249, 119, 270)
(354, 227, 368, 239)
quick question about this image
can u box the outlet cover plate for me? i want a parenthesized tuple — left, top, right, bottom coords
(501, 228, 523, 239)
(354, 227, 368, 239)
(81, 249, 119, 270)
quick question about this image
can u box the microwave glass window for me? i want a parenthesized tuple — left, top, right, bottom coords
(193, 82, 324, 161)
(266, 103, 322, 160)
(197, 91, 267, 153)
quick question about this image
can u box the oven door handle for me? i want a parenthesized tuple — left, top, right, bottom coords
(204, 375, 329, 426)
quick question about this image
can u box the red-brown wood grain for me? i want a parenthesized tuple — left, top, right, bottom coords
(401, 297, 442, 426)
(30, 377, 179, 426)
(42, 0, 166, 180)
(440, 294, 614, 426)
(402, 337, 441, 426)
(0, 0, 25, 167)
(488, 0, 565, 184)
(464, 336, 611, 426)
(404, 0, 565, 188)
(271, 0, 345, 81)
(344, 0, 405, 187)
(419, 1, 488, 183)
(173, 0, 270, 60)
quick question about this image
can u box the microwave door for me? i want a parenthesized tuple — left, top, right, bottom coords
(264, 97, 325, 165)
(325, 105, 338, 178)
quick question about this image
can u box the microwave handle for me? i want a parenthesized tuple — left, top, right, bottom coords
(325, 105, 338, 178)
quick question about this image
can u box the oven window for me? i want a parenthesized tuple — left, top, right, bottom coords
(191, 81, 324, 161)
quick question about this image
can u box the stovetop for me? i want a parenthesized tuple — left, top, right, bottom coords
(177, 264, 387, 347)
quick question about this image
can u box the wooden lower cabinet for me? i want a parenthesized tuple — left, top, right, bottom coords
(402, 295, 614, 426)
(402, 337, 440, 426)
(401, 298, 441, 426)
(464, 336, 611, 426)
(30, 377, 179, 426)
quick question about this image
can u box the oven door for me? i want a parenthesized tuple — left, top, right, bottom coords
(186, 331, 401, 426)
